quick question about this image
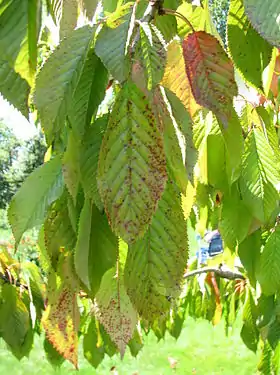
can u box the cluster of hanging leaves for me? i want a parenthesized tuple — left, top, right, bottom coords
(1, 0, 280, 373)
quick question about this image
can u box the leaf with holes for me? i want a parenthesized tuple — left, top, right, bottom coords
(244, 0, 280, 48)
(124, 181, 188, 321)
(240, 127, 280, 223)
(97, 81, 167, 243)
(74, 199, 118, 295)
(0, 60, 29, 118)
(137, 22, 166, 90)
(257, 226, 280, 296)
(95, 267, 137, 358)
(182, 31, 237, 125)
(34, 26, 95, 143)
(8, 156, 64, 248)
(227, 0, 272, 91)
(161, 39, 200, 117)
(42, 255, 79, 368)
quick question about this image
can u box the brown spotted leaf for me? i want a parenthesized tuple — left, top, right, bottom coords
(182, 31, 237, 124)
(161, 39, 200, 117)
(97, 80, 167, 243)
(124, 181, 188, 322)
(42, 254, 79, 368)
(95, 267, 137, 358)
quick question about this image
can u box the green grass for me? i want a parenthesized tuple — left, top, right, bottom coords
(0, 318, 258, 375)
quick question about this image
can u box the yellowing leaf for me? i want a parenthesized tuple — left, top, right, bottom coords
(42, 255, 79, 368)
(161, 39, 200, 117)
(95, 268, 137, 358)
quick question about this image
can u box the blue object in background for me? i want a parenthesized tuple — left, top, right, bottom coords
(208, 233, 223, 257)
(196, 231, 224, 264)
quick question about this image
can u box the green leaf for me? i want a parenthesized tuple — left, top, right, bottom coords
(219, 183, 252, 250)
(182, 31, 238, 125)
(258, 341, 273, 374)
(164, 88, 198, 182)
(267, 319, 280, 350)
(124, 181, 188, 321)
(43, 254, 79, 368)
(74, 199, 118, 295)
(227, 0, 272, 91)
(137, 22, 166, 90)
(95, 267, 137, 358)
(82, 0, 98, 20)
(8, 156, 64, 247)
(97, 81, 167, 243)
(0, 284, 31, 359)
(44, 192, 76, 270)
(240, 287, 259, 352)
(44, 337, 65, 368)
(240, 127, 280, 223)
(154, 0, 177, 42)
(95, 6, 133, 82)
(176, 2, 205, 38)
(128, 329, 143, 357)
(221, 110, 244, 183)
(83, 318, 105, 368)
(60, 0, 78, 39)
(0, 60, 29, 118)
(0, 0, 40, 84)
(257, 226, 280, 296)
(34, 26, 95, 143)
(244, 0, 280, 48)
(176, 1, 222, 41)
(103, 0, 118, 13)
(68, 50, 108, 140)
(207, 132, 228, 190)
(154, 89, 188, 193)
(80, 116, 108, 209)
(238, 230, 261, 287)
(62, 130, 80, 201)
(256, 294, 275, 329)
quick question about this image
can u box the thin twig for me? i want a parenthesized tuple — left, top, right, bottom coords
(0, 272, 28, 290)
(183, 266, 245, 280)
(161, 8, 195, 33)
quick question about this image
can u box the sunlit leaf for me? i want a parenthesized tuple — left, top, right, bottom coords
(34, 26, 95, 143)
(124, 181, 188, 321)
(8, 157, 64, 247)
(227, 0, 272, 91)
(42, 254, 79, 368)
(182, 31, 237, 125)
(244, 0, 280, 48)
(98, 81, 167, 243)
(74, 199, 117, 295)
(161, 39, 200, 117)
(0, 60, 29, 118)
